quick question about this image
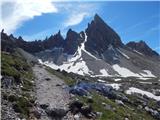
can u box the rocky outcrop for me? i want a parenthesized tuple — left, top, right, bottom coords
(64, 29, 81, 54)
(126, 40, 159, 57)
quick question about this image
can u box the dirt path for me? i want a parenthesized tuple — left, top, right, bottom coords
(33, 65, 72, 119)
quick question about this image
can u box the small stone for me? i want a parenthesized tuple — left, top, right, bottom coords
(137, 105, 143, 109)
(74, 114, 80, 120)
(96, 112, 102, 117)
(104, 104, 112, 110)
(125, 117, 129, 120)
(45, 78, 51, 81)
(115, 100, 124, 106)
(40, 103, 49, 109)
(56, 84, 61, 86)
(33, 110, 41, 119)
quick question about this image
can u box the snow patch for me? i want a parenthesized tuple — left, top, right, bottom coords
(138, 77, 151, 80)
(112, 64, 141, 77)
(140, 70, 156, 77)
(139, 82, 152, 84)
(106, 83, 121, 90)
(99, 69, 110, 76)
(114, 78, 122, 81)
(97, 79, 106, 83)
(41, 59, 92, 76)
(133, 50, 143, 55)
(126, 87, 160, 101)
(117, 49, 130, 59)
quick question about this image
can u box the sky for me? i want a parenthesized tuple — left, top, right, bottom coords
(1, 0, 160, 53)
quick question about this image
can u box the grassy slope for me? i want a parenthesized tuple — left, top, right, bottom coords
(1, 51, 35, 118)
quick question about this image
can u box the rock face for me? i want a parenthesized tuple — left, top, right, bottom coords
(64, 29, 81, 54)
(43, 30, 64, 49)
(126, 40, 159, 57)
(85, 14, 123, 55)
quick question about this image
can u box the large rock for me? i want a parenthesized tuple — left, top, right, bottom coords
(69, 82, 116, 99)
(69, 101, 83, 114)
(1, 76, 14, 88)
(45, 108, 68, 119)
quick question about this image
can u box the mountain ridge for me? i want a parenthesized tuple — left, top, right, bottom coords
(1, 14, 160, 78)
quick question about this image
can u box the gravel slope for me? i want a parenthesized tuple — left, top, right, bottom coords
(33, 65, 72, 120)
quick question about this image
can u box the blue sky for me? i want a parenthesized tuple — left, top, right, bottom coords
(1, 1, 160, 53)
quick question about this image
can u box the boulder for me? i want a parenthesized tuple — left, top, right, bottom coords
(1, 76, 14, 88)
(45, 78, 51, 81)
(69, 101, 83, 114)
(87, 96, 94, 103)
(80, 105, 96, 118)
(32, 109, 41, 119)
(46, 108, 68, 119)
(40, 103, 49, 109)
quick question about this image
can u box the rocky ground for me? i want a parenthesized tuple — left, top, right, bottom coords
(33, 65, 73, 120)
(45, 66, 160, 120)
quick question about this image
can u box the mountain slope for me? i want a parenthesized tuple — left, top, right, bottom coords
(35, 14, 160, 78)
(1, 14, 160, 78)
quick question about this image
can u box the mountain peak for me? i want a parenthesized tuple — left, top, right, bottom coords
(57, 30, 61, 35)
(64, 29, 79, 54)
(85, 14, 123, 55)
(94, 13, 101, 21)
(93, 13, 106, 25)
(126, 41, 159, 57)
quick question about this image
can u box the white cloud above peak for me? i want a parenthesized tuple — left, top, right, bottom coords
(65, 12, 88, 27)
(63, 3, 99, 27)
(1, 0, 58, 33)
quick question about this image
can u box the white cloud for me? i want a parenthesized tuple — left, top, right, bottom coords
(65, 12, 88, 27)
(1, 1, 100, 36)
(1, 0, 58, 33)
(63, 3, 99, 27)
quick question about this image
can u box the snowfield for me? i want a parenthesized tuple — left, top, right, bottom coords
(126, 87, 160, 101)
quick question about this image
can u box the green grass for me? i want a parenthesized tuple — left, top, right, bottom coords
(76, 92, 155, 120)
(13, 96, 30, 118)
(1, 51, 35, 118)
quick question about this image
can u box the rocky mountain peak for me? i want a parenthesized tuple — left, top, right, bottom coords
(64, 29, 80, 54)
(18, 36, 23, 41)
(44, 31, 64, 49)
(93, 13, 106, 25)
(126, 41, 159, 57)
(85, 14, 123, 55)
(57, 30, 61, 35)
